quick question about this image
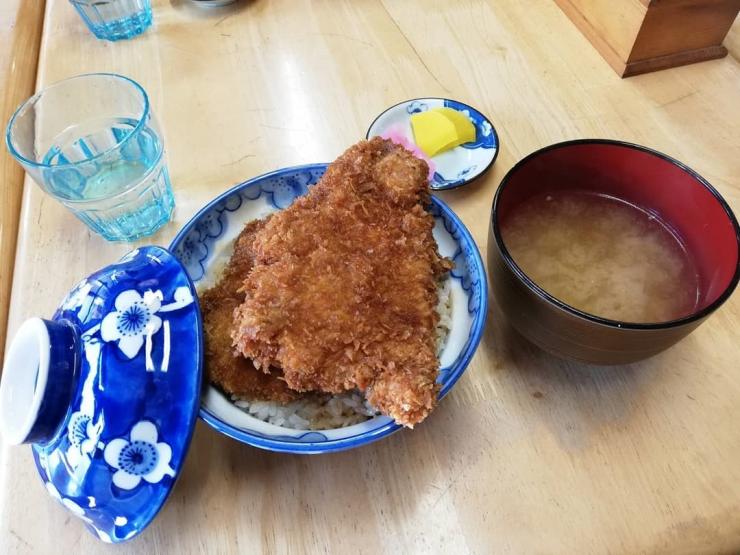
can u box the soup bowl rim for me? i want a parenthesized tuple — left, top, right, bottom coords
(490, 138, 740, 331)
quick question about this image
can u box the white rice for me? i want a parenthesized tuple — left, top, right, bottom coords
(232, 391, 379, 430)
(435, 278, 452, 357)
(231, 279, 453, 430)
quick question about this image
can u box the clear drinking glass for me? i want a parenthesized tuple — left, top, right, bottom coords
(70, 0, 152, 41)
(6, 73, 174, 242)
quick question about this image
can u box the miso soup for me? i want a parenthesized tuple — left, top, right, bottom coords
(500, 191, 699, 323)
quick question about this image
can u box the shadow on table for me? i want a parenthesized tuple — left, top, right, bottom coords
(166, 414, 441, 545)
(478, 299, 699, 452)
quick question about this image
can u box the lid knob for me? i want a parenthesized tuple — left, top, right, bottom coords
(0, 318, 80, 445)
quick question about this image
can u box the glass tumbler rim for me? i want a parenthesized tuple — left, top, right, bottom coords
(5, 72, 151, 172)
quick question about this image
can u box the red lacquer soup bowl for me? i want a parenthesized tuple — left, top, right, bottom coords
(488, 139, 740, 365)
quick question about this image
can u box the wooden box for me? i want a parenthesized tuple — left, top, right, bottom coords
(554, 0, 740, 77)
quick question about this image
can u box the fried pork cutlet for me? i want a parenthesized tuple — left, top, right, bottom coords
(232, 138, 452, 427)
(200, 218, 298, 403)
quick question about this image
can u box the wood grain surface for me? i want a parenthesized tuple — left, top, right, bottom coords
(630, 0, 739, 62)
(1, 1, 739, 553)
(0, 0, 45, 359)
(554, 0, 647, 63)
(555, 0, 739, 77)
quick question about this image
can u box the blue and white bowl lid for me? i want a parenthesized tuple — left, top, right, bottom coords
(0, 246, 203, 543)
(366, 97, 500, 190)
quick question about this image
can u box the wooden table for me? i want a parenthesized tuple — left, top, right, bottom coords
(0, 0, 45, 359)
(1, 1, 739, 553)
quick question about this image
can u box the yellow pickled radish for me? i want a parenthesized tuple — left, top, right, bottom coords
(438, 108, 476, 144)
(410, 107, 476, 157)
(410, 110, 454, 157)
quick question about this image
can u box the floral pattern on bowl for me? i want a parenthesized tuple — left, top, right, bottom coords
(169, 164, 488, 453)
(367, 97, 499, 190)
(30, 246, 202, 543)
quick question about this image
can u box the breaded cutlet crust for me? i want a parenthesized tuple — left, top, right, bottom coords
(200, 218, 299, 403)
(232, 138, 452, 426)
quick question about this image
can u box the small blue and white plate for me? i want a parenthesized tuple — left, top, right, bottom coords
(170, 164, 488, 454)
(366, 97, 499, 190)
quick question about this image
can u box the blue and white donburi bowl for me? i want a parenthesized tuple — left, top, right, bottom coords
(170, 163, 489, 454)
